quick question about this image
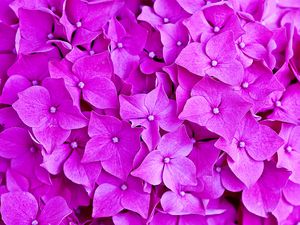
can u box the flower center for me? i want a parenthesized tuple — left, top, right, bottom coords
(120, 184, 127, 191)
(179, 191, 186, 197)
(49, 106, 57, 114)
(148, 51, 155, 58)
(70, 141, 78, 149)
(242, 82, 249, 89)
(212, 107, 220, 114)
(239, 42, 246, 49)
(78, 81, 85, 89)
(47, 33, 54, 39)
(275, 100, 282, 107)
(32, 220, 39, 225)
(148, 115, 155, 121)
(32, 80, 38, 86)
(239, 141, 246, 148)
(215, 167, 222, 173)
(117, 42, 123, 48)
(76, 21, 82, 28)
(163, 17, 169, 23)
(213, 26, 220, 33)
(164, 157, 171, 164)
(211, 60, 218, 67)
(89, 50, 95, 55)
(176, 41, 182, 46)
(112, 137, 119, 143)
(285, 145, 293, 152)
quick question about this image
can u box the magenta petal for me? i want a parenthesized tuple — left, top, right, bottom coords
(83, 77, 118, 109)
(41, 145, 71, 175)
(64, 151, 101, 188)
(0, 127, 30, 159)
(92, 183, 123, 218)
(12, 86, 51, 128)
(1, 192, 38, 225)
(0, 75, 31, 104)
(131, 150, 164, 185)
(33, 123, 70, 152)
(161, 191, 202, 215)
(38, 197, 72, 225)
(157, 125, 193, 157)
(163, 157, 197, 191)
(227, 151, 264, 188)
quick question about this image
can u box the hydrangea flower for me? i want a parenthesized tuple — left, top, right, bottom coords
(13, 78, 87, 151)
(1, 191, 72, 225)
(132, 126, 197, 192)
(82, 112, 142, 180)
(179, 76, 251, 141)
(215, 113, 284, 187)
(49, 51, 118, 109)
(120, 84, 181, 150)
(176, 31, 244, 85)
(0, 0, 299, 223)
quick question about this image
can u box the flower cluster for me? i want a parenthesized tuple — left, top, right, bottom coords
(0, 0, 299, 224)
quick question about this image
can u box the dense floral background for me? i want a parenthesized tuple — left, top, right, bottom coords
(0, 0, 299, 224)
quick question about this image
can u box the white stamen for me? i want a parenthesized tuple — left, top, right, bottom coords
(49, 106, 57, 114)
(242, 82, 249, 89)
(179, 191, 186, 197)
(163, 17, 169, 23)
(215, 167, 222, 173)
(112, 137, 119, 143)
(176, 41, 182, 46)
(239, 141, 246, 148)
(212, 107, 220, 114)
(121, 184, 127, 191)
(117, 42, 123, 48)
(70, 141, 78, 149)
(148, 51, 155, 58)
(275, 100, 282, 107)
(78, 81, 85, 89)
(164, 157, 170, 164)
(32, 220, 39, 225)
(213, 26, 220, 33)
(239, 42, 246, 49)
(89, 50, 95, 55)
(76, 21, 82, 28)
(148, 115, 155, 121)
(286, 145, 293, 152)
(47, 33, 54, 39)
(211, 60, 218, 67)
(32, 80, 38, 86)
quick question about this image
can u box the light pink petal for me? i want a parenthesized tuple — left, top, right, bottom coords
(83, 77, 118, 109)
(0, 127, 30, 159)
(38, 197, 72, 225)
(81, 136, 114, 163)
(161, 191, 202, 215)
(92, 183, 123, 218)
(1, 192, 38, 225)
(179, 96, 213, 126)
(72, 51, 113, 80)
(41, 145, 70, 175)
(227, 151, 264, 188)
(0, 75, 31, 104)
(131, 150, 164, 185)
(12, 86, 51, 127)
(163, 157, 197, 192)
(176, 42, 210, 76)
(122, 189, 150, 219)
(33, 122, 70, 152)
(157, 125, 193, 157)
